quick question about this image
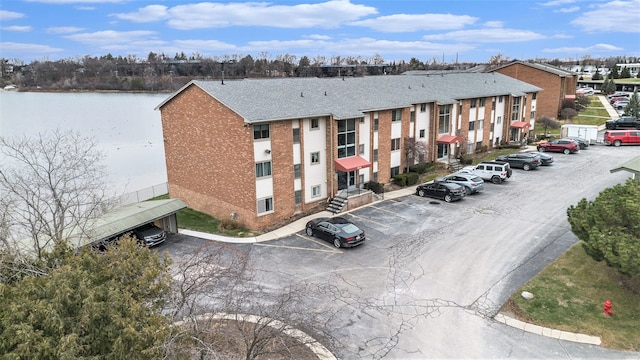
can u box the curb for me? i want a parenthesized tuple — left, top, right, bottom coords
(494, 313, 601, 346)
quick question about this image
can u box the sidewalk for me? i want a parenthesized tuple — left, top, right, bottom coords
(178, 186, 416, 244)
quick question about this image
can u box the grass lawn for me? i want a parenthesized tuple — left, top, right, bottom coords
(151, 194, 258, 237)
(534, 95, 612, 138)
(504, 243, 640, 351)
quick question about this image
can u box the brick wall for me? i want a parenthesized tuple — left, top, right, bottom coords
(494, 63, 575, 120)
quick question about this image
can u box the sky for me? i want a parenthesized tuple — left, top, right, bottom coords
(0, 0, 639, 65)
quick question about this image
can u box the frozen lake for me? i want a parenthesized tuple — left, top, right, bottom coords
(0, 91, 170, 198)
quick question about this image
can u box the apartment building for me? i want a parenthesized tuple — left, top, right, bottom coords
(490, 61, 577, 121)
(157, 73, 540, 230)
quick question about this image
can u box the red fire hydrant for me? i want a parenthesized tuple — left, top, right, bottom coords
(603, 300, 613, 316)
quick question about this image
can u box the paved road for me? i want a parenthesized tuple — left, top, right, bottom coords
(160, 144, 640, 359)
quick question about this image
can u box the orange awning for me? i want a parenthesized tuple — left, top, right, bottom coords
(335, 156, 371, 172)
(510, 121, 531, 129)
(436, 134, 464, 144)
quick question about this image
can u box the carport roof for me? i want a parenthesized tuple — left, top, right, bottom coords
(610, 156, 640, 178)
(87, 198, 187, 244)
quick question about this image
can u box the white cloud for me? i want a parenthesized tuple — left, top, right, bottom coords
(112, 0, 378, 30)
(305, 34, 332, 40)
(423, 28, 545, 43)
(172, 39, 238, 51)
(348, 13, 477, 32)
(0, 42, 63, 54)
(65, 30, 158, 46)
(0, 10, 25, 20)
(483, 21, 503, 28)
(555, 6, 580, 13)
(542, 43, 624, 53)
(539, 0, 576, 6)
(46, 26, 84, 34)
(571, 0, 640, 32)
(111, 5, 170, 23)
(2, 26, 32, 32)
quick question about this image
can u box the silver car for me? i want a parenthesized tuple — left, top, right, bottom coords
(435, 173, 485, 195)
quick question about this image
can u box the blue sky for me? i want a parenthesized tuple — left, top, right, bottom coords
(1, 0, 639, 64)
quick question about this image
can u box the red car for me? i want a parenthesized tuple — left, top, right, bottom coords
(537, 139, 579, 154)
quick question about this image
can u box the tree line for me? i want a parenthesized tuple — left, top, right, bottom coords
(2, 52, 638, 92)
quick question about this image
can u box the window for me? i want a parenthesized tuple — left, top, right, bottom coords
(360, 117, 365, 123)
(419, 129, 425, 138)
(477, 119, 484, 129)
(468, 121, 475, 131)
(373, 149, 378, 161)
(511, 97, 521, 121)
(294, 164, 301, 179)
(420, 103, 426, 112)
(391, 138, 401, 151)
(374, 118, 379, 131)
(310, 118, 319, 129)
(359, 144, 365, 155)
(476, 141, 482, 149)
(530, 111, 536, 120)
(479, 98, 485, 107)
(392, 109, 402, 122)
(390, 166, 400, 177)
(292, 128, 300, 144)
(467, 143, 474, 153)
(499, 96, 504, 103)
(337, 118, 356, 158)
(373, 172, 378, 182)
(294, 190, 302, 205)
(438, 105, 451, 134)
(410, 111, 415, 123)
(492, 100, 496, 110)
(490, 123, 495, 132)
(470, 99, 476, 108)
(310, 152, 320, 164)
(257, 197, 273, 214)
(255, 161, 272, 178)
(312, 185, 321, 197)
(497, 116, 502, 124)
(532, 92, 537, 100)
(359, 174, 364, 186)
(253, 124, 270, 140)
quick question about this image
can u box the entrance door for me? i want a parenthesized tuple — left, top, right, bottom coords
(337, 171, 356, 190)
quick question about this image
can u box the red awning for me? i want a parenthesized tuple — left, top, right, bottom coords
(436, 134, 464, 144)
(510, 121, 531, 129)
(335, 156, 371, 172)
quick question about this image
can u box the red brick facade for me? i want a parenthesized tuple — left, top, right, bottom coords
(493, 62, 577, 120)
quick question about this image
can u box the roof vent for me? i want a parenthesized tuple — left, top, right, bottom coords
(324, 91, 327, 96)
(300, 92, 304, 97)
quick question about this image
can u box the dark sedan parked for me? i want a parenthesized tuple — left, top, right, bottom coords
(305, 217, 365, 248)
(416, 182, 465, 202)
(523, 151, 554, 165)
(495, 153, 541, 171)
(565, 136, 589, 150)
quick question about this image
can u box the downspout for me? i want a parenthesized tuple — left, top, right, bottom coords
(329, 115, 334, 197)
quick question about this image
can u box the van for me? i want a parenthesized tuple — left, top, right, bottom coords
(604, 130, 640, 146)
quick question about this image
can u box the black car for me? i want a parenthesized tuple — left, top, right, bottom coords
(305, 217, 365, 248)
(523, 151, 554, 165)
(495, 153, 541, 171)
(565, 136, 589, 150)
(415, 182, 465, 202)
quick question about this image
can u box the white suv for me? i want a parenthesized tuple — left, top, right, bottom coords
(460, 161, 512, 184)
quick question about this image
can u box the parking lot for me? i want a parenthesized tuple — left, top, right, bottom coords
(159, 144, 639, 359)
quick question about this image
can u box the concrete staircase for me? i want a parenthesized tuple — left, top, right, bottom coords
(448, 159, 464, 172)
(326, 195, 348, 214)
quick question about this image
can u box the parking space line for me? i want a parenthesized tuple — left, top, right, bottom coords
(254, 233, 342, 254)
(347, 213, 392, 228)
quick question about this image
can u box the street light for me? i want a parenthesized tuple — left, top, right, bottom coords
(219, 60, 235, 85)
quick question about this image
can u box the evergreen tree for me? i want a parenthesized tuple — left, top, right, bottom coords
(592, 69, 602, 80)
(609, 65, 620, 79)
(0, 236, 172, 358)
(620, 66, 631, 78)
(567, 178, 640, 277)
(625, 90, 640, 118)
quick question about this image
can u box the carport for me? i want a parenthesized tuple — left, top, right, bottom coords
(77, 198, 187, 248)
(610, 155, 640, 179)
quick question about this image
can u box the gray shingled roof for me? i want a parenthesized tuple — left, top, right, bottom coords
(158, 73, 541, 123)
(492, 61, 577, 77)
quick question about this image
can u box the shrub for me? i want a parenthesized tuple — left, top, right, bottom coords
(392, 172, 419, 187)
(219, 218, 244, 231)
(363, 181, 384, 194)
(408, 162, 435, 174)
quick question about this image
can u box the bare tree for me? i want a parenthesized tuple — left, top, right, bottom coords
(535, 115, 560, 137)
(0, 129, 116, 259)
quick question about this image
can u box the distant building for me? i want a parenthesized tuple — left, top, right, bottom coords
(157, 74, 540, 230)
(490, 61, 578, 120)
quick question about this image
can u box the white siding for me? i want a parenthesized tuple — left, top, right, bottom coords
(303, 117, 328, 203)
(254, 136, 273, 201)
